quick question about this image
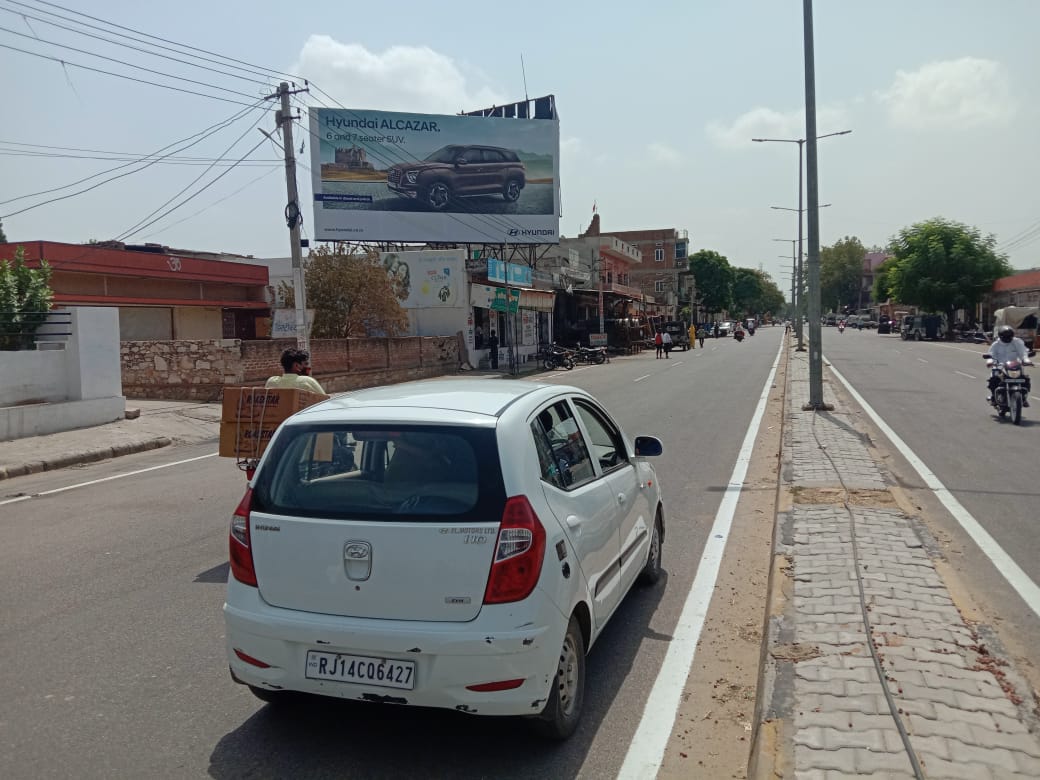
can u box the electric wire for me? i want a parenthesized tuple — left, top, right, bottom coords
(0, 148, 281, 166)
(0, 23, 262, 100)
(114, 111, 269, 241)
(0, 42, 259, 106)
(0, 101, 265, 212)
(114, 134, 270, 241)
(0, 3, 274, 87)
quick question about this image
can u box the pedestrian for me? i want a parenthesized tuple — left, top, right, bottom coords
(661, 330, 673, 358)
(654, 330, 663, 359)
(487, 328, 499, 369)
(688, 323, 697, 349)
(697, 325, 706, 348)
(266, 347, 326, 394)
(713, 322, 719, 339)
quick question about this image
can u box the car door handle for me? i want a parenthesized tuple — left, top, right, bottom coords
(617, 493, 626, 505)
(565, 514, 582, 529)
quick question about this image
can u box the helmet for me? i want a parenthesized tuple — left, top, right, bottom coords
(998, 325, 1015, 343)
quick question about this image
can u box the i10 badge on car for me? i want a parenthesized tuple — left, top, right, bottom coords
(224, 379, 665, 739)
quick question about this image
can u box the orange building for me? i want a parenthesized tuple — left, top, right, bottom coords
(2, 241, 271, 340)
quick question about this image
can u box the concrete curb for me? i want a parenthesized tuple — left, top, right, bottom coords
(0, 436, 173, 481)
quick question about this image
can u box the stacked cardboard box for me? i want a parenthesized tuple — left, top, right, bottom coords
(219, 387, 329, 459)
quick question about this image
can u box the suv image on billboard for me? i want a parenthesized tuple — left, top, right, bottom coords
(386, 145, 526, 211)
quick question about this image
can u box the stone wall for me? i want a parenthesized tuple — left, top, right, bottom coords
(121, 336, 459, 400)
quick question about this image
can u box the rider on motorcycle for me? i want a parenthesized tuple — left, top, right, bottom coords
(987, 325, 1033, 406)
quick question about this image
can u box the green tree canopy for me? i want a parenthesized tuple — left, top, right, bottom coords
(688, 249, 733, 315)
(279, 246, 409, 339)
(732, 267, 785, 319)
(0, 219, 7, 243)
(820, 236, 866, 313)
(0, 245, 54, 350)
(886, 218, 1011, 326)
(871, 257, 899, 304)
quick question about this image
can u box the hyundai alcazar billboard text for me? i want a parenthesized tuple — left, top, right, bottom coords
(309, 107, 560, 244)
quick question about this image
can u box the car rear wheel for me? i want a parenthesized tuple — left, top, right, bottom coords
(422, 182, 451, 211)
(531, 615, 585, 739)
(503, 178, 523, 202)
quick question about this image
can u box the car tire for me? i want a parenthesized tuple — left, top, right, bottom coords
(422, 181, 452, 211)
(531, 615, 585, 740)
(639, 514, 664, 586)
(502, 178, 523, 203)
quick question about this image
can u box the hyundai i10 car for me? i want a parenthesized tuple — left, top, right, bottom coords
(224, 379, 665, 738)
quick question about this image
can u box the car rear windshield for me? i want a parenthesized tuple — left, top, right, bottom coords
(251, 424, 505, 522)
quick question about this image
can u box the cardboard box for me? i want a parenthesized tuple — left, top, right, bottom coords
(221, 386, 328, 425)
(219, 419, 281, 459)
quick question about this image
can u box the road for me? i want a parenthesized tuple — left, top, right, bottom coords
(822, 328, 1040, 660)
(0, 329, 783, 779)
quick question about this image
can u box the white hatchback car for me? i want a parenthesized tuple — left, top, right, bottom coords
(224, 379, 665, 738)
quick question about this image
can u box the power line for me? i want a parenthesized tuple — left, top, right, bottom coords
(0, 148, 281, 166)
(114, 112, 269, 241)
(0, 24, 262, 100)
(0, 41, 258, 107)
(1, 101, 265, 214)
(0, 3, 274, 87)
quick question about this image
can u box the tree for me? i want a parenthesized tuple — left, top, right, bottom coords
(731, 267, 763, 314)
(820, 236, 866, 313)
(0, 219, 7, 243)
(871, 257, 899, 304)
(0, 245, 54, 350)
(279, 246, 409, 338)
(887, 218, 1011, 332)
(688, 249, 733, 317)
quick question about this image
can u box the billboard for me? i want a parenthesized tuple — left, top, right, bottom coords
(379, 249, 465, 309)
(310, 108, 560, 244)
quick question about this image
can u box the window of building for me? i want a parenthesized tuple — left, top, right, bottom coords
(654, 248, 664, 262)
(655, 280, 665, 293)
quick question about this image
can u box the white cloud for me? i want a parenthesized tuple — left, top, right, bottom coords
(292, 35, 504, 113)
(647, 142, 683, 164)
(876, 57, 1016, 129)
(706, 105, 850, 149)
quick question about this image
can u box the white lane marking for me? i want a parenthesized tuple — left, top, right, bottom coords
(826, 362, 1040, 622)
(955, 370, 977, 380)
(0, 453, 218, 506)
(671, 361, 684, 366)
(916, 357, 929, 363)
(634, 374, 651, 383)
(617, 335, 784, 779)
(1033, 396, 1040, 402)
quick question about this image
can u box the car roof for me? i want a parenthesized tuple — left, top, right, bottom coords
(288, 379, 578, 426)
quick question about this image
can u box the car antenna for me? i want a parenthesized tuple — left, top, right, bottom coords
(520, 53, 529, 103)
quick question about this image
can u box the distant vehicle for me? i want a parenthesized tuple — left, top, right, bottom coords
(717, 321, 733, 337)
(992, 307, 1038, 348)
(877, 316, 893, 334)
(824, 314, 837, 326)
(902, 314, 946, 341)
(662, 321, 690, 351)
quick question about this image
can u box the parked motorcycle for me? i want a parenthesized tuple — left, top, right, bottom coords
(542, 343, 575, 371)
(985, 353, 1032, 425)
(573, 344, 607, 365)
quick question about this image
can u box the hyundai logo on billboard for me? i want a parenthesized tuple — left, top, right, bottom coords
(310, 107, 560, 245)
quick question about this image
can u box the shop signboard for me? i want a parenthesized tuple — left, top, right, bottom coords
(487, 258, 533, 287)
(310, 107, 560, 244)
(471, 283, 520, 314)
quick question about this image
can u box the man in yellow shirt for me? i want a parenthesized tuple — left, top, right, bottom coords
(688, 324, 697, 349)
(266, 348, 326, 394)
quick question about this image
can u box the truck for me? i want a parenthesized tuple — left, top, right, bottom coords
(662, 320, 691, 351)
(992, 306, 1038, 348)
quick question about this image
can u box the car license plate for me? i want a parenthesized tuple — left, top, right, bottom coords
(305, 651, 415, 690)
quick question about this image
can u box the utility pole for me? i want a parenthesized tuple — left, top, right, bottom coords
(270, 82, 310, 354)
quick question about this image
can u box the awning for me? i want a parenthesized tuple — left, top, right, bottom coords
(519, 289, 555, 312)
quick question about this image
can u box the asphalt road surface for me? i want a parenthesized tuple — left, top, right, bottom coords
(0, 330, 783, 779)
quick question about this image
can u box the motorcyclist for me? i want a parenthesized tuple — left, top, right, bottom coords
(987, 325, 1033, 406)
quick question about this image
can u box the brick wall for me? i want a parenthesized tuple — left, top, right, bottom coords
(121, 336, 459, 400)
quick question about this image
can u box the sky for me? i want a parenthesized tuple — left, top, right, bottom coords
(2, 0, 1039, 299)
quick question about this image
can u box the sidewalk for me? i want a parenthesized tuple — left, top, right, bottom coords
(752, 344, 1040, 778)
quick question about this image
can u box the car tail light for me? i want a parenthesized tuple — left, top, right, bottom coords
(229, 488, 258, 587)
(484, 496, 546, 604)
(234, 648, 271, 668)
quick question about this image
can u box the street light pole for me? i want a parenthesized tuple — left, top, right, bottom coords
(772, 238, 797, 322)
(803, 0, 826, 409)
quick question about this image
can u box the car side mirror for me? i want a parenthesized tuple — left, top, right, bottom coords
(634, 436, 663, 457)
(455, 158, 468, 166)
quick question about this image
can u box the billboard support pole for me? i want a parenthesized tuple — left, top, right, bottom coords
(273, 81, 310, 353)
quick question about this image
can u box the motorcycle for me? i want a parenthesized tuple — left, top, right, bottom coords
(573, 344, 607, 365)
(985, 353, 1032, 425)
(734, 329, 745, 342)
(838, 322, 846, 334)
(542, 343, 575, 371)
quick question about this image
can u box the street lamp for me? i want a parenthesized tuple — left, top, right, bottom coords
(753, 132, 849, 355)
(772, 239, 797, 324)
(772, 204, 831, 349)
